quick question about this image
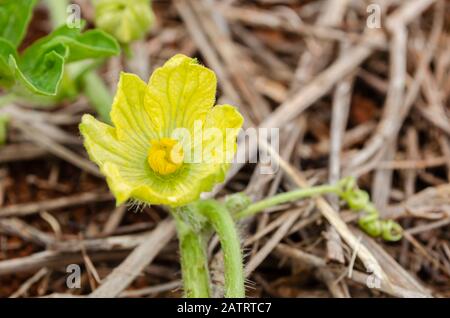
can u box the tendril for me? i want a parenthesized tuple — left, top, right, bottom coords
(337, 177, 403, 242)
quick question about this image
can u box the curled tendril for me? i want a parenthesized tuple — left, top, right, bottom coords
(338, 177, 370, 210)
(225, 192, 252, 215)
(358, 209, 382, 237)
(337, 177, 403, 242)
(381, 220, 403, 242)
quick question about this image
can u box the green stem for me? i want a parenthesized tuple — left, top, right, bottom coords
(0, 115, 9, 146)
(198, 200, 245, 298)
(80, 71, 113, 123)
(236, 184, 339, 219)
(172, 211, 211, 298)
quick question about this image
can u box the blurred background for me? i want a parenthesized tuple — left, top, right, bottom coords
(0, 0, 449, 298)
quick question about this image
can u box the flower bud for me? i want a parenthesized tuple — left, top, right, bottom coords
(93, 0, 154, 44)
(225, 192, 252, 215)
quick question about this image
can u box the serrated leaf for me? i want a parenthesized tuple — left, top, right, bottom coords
(0, 0, 36, 47)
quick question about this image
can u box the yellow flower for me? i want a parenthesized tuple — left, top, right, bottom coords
(80, 54, 244, 206)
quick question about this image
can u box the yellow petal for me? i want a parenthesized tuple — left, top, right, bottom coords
(144, 54, 217, 136)
(80, 114, 148, 205)
(80, 114, 144, 167)
(80, 114, 230, 207)
(110, 72, 159, 147)
(202, 104, 244, 165)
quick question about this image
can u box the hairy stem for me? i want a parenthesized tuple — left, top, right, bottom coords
(198, 200, 245, 298)
(236, 184, 339, 219)
(171, 211, 211, 298)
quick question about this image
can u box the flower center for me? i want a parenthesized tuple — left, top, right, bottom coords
(147, 138, 184, 175)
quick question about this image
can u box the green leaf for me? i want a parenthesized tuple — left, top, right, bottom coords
(0, 0, 37, 47)
(0, 38, 17, 87)
(9, 51, 65, 96)
(21, 25, 120, 66)
(0, 5, 120, 100)
(1, 23, 119, 97)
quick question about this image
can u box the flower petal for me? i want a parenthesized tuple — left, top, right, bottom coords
(110, 72, 158, 149)
(104, 162, 229, 207)
(202, 104, 244, 165)
(80, 112, 237, 207)
(144, 54, 217, 136)
(80, 114, 227, 207)
(127, 162, 232, 206)
(80, 114, 144, 166)
(80, 114, 148, 204)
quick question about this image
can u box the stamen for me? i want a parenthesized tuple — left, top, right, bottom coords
(147, 138, 184, 175)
